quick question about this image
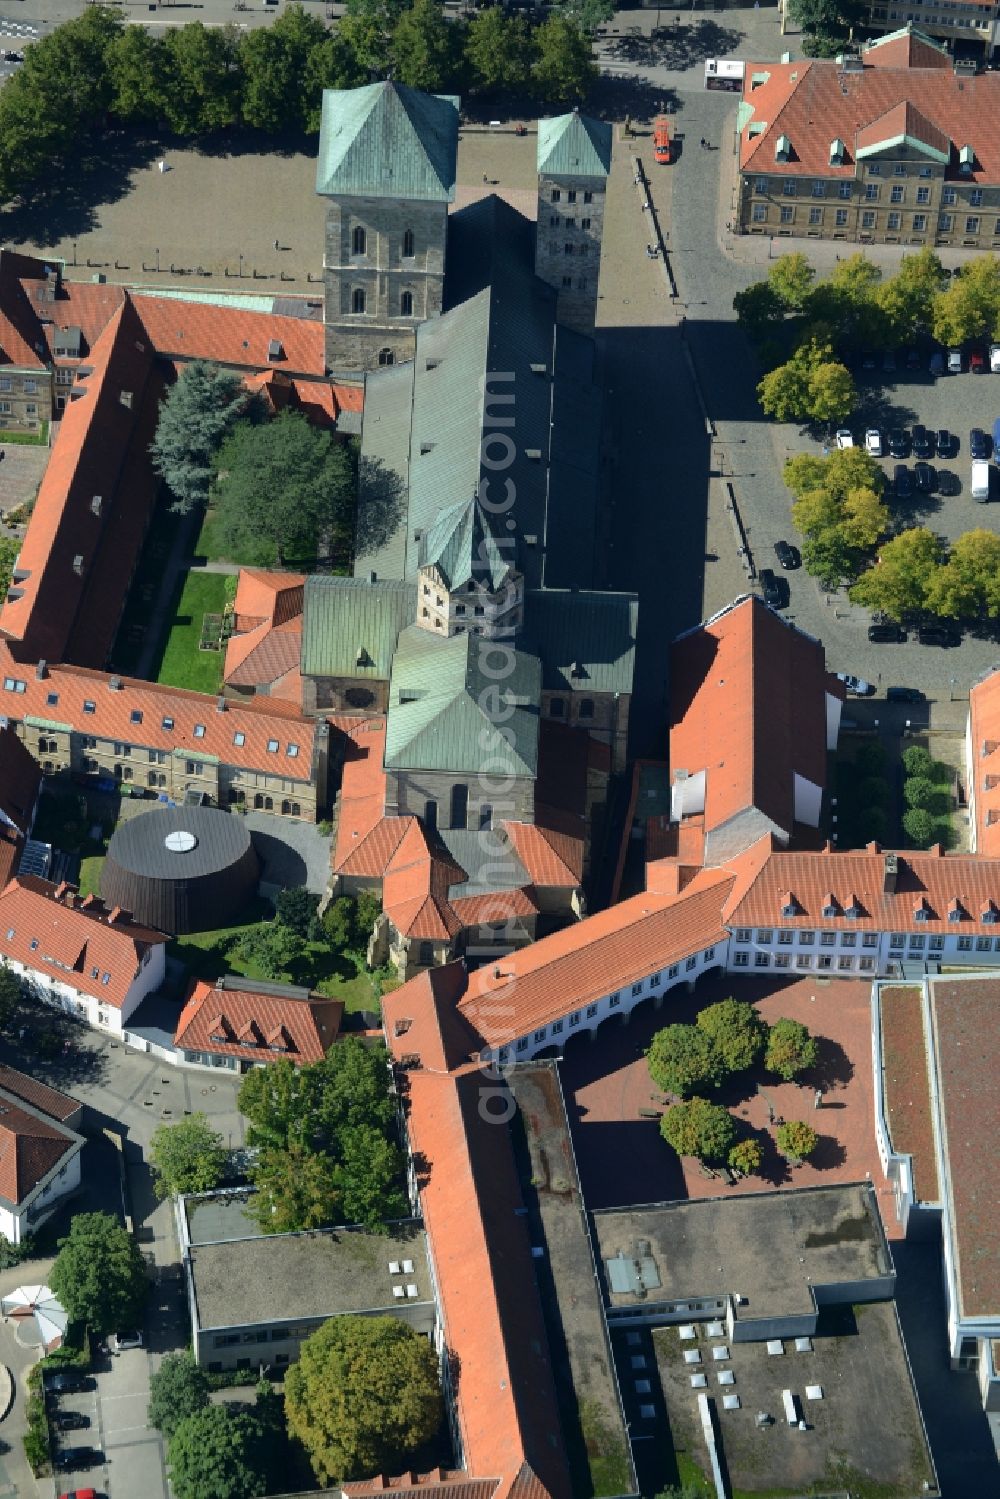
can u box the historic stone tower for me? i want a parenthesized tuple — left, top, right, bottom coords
(316, 82, 459, 373)
(535, 110, 612, 335)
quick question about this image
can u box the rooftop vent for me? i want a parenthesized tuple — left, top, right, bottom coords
(840, 56, 864, 73)
(90, 494, 102, 516)
(108, 676, 123, 691)
(829, 138, 846, 165)
(35, 661, 46, 680)
(72, 555, 84, 576)
(216, 696, 227, 712)
(883, 853, 898, 894)
(119, 390, 132, 409)
(267, 339, 284, 362)
(775, 133, 792, 162)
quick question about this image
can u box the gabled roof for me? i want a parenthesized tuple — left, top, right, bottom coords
(418, 497, 512, 592)
(385, 627, 540, 778)
(0, 725, 41, 837)
(224, 568, 305, 693)
(0, 1095, 78, 1206)
(523, 588, 637, 696)
(0, 1064, 79, 1124)
(969, 670, 1000, 857)
(862, 24, 951, 71)
(0, 250, 56, 370)
(302, 576, 415, 681)
(316, 82, 459, 202)
(174, 977, 343, 1064)
(0, 876, 166, 1011)
(855, 101, 950, 163)
(131, 294, 325, 377)
(537, 110, 612, 179)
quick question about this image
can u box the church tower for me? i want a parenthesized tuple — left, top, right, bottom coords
(535, 110, 612, 335)
(316, 82, 459, 373)
(414, 496, 523, 642)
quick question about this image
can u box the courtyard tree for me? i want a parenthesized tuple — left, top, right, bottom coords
(764, 1019, 819, 1082)
(531, 14, 598, 105)
(902, 807, 936, 847)
(167, 1404, 269, 1499)
(768, 253, 816, 313)
(313, 1038, 395, 1138)
(0, 963, 21, 1030)
(285, 1314, 442, 1484)
(50, 1212, 148, 1335)
(148, 1351, 211, 1440)
(849, 528, 944, 621)
(727, 1139, 763, 1178)
(660, 1097, 736, 1164)
(647, 1024, 726, 1097)
(214, 411, 357, 567)
(901, 745, 934, 779)
(247, 1141, 343, 1234)
(776, 1120, 818, 1161)
(230, 918, 304, 981)
(392, 0, 462, 92)
(239, 1055, 320, 1151)
(903, 776, 942, 812)
(336, 1123, 408, 1229)
(241, 5, 328, 134)
(696, 998, 766, 1074)
(149, 1113, 227, 1200)
(465, 5, 534, 94)
(322, 895, 361, 950)
(151, 359, 253, 514)
(275, 885, 319, 938)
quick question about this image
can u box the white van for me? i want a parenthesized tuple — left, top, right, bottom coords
(972, 460, 990, 502)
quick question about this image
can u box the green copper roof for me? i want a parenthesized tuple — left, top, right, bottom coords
(523, 589, 638, 695)
(301, 576, 415, 680)
(385, 626, 540, 777)
(316, 82, 459, 202)
(418, 497, 512, 592)
(537, 111, 612, 180)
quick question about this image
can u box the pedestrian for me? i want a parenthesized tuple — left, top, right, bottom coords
(483, 172, 488, 184)
(700, 137, 706, 148)
(273, 238, 279, 251)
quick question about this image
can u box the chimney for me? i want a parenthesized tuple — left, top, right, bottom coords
(883, 853, 898, 894)
(35, 660, 46, 680)
(108, 676, 123, 691)
(108, 905, 123, 924)
(216, 697, 227, 713)
(54, 880, 68, 900)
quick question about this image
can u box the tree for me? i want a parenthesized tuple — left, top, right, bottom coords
(161, 24, 242, 135)
(806, 359, 856, 426)
(276, 885, 319, 938)
(50, 1212, 148, 1335)
(903, 776, 938, 810)
(875, 248, 945, 344)
(148, 1351, 211, 1440)
(238, 1056, 320, 1151)
(554, 0, 615, 31)
(354, 889, 382, 942)
(925, 529, 1000, 620)
(149, 1114, 226, 1200)
(303, 33, 365, 131)
(787, 0, 865, 52)
(765, 1019, 819, 1081)
(728, 1139, 763, 1177)
(531, 15, 597, 105)
(768, 253, 815, 312)
(801, 530, 857, 589)
(465, 6, 533, 95)
(247, 1142, 343, 1234)
(167, 1405, 269, 1499)
(758, 339, 855, 425)
(839, 487, 890, 551)
(784, 445, 884, 505)
(0, 963, 21, 1029)
(931, 255, 1000, 347)
(660, 1097, 736, 1164)
(392, 0, 462, 92)
(776, 1120, 818, 1161)
(732, 280, 785, 340)
(902, 744, 934, 778)
(285, 1315, 442, 1484)
(647, 1024, 726, 1097)
(855, 739, 887, 777)
(858, 775, 888, 810)
(338, 0, 407, 78)
(312, 1039, 395, 1138)
(696, 998, 765, 1073)
(902, 807, 936, 847)
(336, 1123, 407, 1228)
(322, 896, 359, 949)
(215, 412, 356, 567)
(108, 26, 167, 122)
(241, 5, 328, 133)
(230, 919, 304, 981)
(849, 527, 943, 621)
(151, 360, 251, 514)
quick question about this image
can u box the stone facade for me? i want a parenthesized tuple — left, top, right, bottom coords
(301, 672, 389, 717)
(0, 366, 51, 433)
(384, 767, 535, 831)
(535, 173, 606, 333)
(867, 0, 999, 51)
(323, 197, 447, 372)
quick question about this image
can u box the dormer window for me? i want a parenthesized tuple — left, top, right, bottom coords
(948, 901, 963, 922)
(981, 903, 998, 925)
(959, 144, 974, 174)
(780, 892, 798, 917)
(829, 138, 845, 165)
(821, 895, 838, 919)
(913, 906, 928, 923)
(775, 133, 791, 162)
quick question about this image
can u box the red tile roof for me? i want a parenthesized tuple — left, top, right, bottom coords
(0, 876, 166, 1011)
(0, 724, 41, 837)
(0, 250, 56, 370)
(224, 568, 305, 692)
(131, 294, 325, 376)
(0, 1098, 76, 1206)
(855, 100, 949, 159)
(0, 298, 158, 665)
(740, 55, 1000, 181)
(345, 1475, 499, 1497)
(0, 1063, 79, 1123)
(381, 822, 465, 941)
(669, 597, 830, 842)
(174, 977, 343, 1064)
(863, 27, 952, 71)
(968, 670, 1000, 856)
(384, 963, 482, 1072)
(0, 649, 316, 782)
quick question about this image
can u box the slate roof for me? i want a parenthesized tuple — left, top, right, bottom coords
(174, 976, 343, 1064)
(316, 82, 459, 202)
(419, 497, 512, 592)
(385, 626, 540, 778)
(523, 589, 637, 695)
(537, 111, 612, 179)
(739, 53, 1000, 182)
(301, 576, 416, 681)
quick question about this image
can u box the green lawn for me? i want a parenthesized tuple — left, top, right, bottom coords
(155, 571, 230, 694)
(194, 504, 317, 571)
(193, 506, 230, 565)
(77, 856, 105, 899)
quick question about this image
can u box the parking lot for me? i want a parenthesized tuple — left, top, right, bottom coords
(46, 1346, 166, 1499)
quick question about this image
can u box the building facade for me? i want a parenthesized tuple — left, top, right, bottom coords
(535, 111, 612, 334)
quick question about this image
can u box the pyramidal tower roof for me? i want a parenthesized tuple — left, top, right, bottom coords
(418, 496, 512, 591)
(537, 109, 612, 179)
(316, 82, 460, 202)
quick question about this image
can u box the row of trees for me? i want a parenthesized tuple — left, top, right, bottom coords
(0, 2, 598, 199)
(851, 526, 1000, 622)
(785, 0, 867, 57)
(659, 1096, 818, 1169)
(646, 999, 819, 1098)
(150, 1314, 442, 1494)
(900, 743, 954, 849)
(783, 447, 889, 589)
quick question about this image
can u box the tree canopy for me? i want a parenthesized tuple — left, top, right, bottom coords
(150, 360, 253, 515)
(646, 1024, 726, 1097)
(147, 1351, 211, 1440)
(0, 962, 21, 1030)
(765, 1019, 819, 1081)
(696, 999, 766, 1073)
(728, 1139, 763, 1177)
(659, 1097, 736, 1164)
(149, 1114, 227, 1201)
(848, 528, 944, 620)
(285, 1315, 442, 1485)
(50, 1212, 148, 1335)
(776, 1120, 818, 1160)
(757, 339, 855, 426)
(167, 1404, 270, 1499)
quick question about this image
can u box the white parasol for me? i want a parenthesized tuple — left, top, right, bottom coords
(1, 1284, 68, 1349)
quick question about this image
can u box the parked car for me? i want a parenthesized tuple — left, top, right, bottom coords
(948, 348, 963, 373)
(914, 462, 936, 493)
(929, 351, 945, 377)
(109, 1330, 143, 1353)
(835, 428, 854, 449)
(911, 424, 933, 458)
(991, 343, 1000, 373)
(836, 672, 875, 696)
(52, 1411, 90, 1433)
(894, 465, 913, 498)
(970, 348, 987, 374)
(971, 427, 990, 459)
(993, 417, 1000, 454)
(865, 428, 883, 457)
(889, 428, 910, 458)
(58, 1491, 97, 1499)
(917, 624, 960, 647)
(861, 350, 878, 369)
(937, 470, 962, 497)
(936, 428, 956, 458)
(758, 569, 789, 609)
(886, 686, 925, 702)
(53, 1448, 102, 1472)
(46, 1372, 91, 1396)
(905, 347, 920, 369)
(882, 349, 896, 373)
(773, 539, 801, 570)
(868, 622, 906, 643)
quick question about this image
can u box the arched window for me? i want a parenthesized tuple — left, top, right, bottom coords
(450, 784, 468, 828)
(400, 290, 413, 317)
(263, 795, 273, 812)
(352, 225, 367, 255)
(425, 799, 438, 832)
(402, 228, 415, 258)
(254, 793, 264, 810)
(352, 287, 366, 314)
(378, 347, 395, 366)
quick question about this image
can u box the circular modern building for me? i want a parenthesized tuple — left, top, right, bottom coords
(101, 806, 260, 935)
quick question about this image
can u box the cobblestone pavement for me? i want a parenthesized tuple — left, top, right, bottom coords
(0, 441, 48, 520)
(560, 972, 894, 1224)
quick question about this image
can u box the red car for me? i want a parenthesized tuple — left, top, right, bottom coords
(59, 1490, 97, 1499)
(970, 348, 987, 373)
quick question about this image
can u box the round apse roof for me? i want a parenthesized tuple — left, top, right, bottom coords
(104, 805, 253, 882)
